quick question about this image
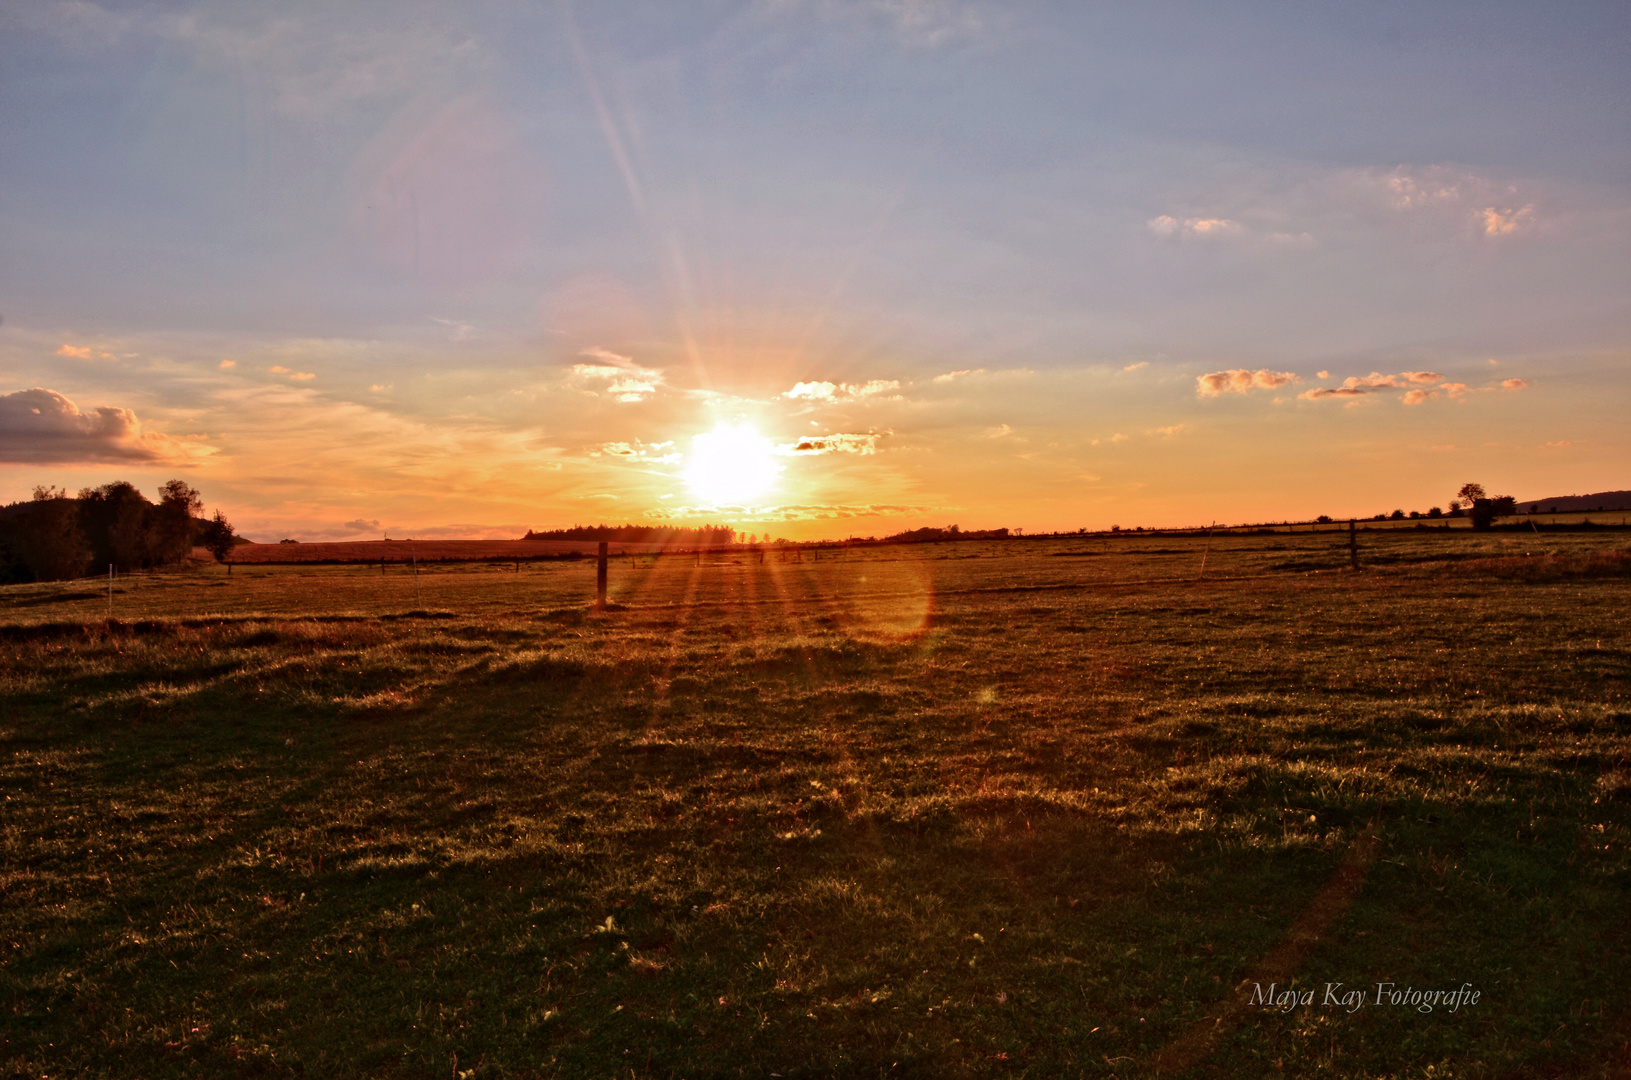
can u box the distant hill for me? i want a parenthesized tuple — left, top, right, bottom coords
(1520, 490, 1631, 513)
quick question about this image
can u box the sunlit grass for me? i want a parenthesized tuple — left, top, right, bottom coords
(2, 531, 1628, 1077)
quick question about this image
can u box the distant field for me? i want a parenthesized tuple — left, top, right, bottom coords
(218, 538, 680, 565)
(2, 530, 1628, 1077)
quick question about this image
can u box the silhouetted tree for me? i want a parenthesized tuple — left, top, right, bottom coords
(1454, 482, 1486, 509)
(197, 510, 236, 563)
(7, 487, 92, 581)
(152, 479, 203, 564)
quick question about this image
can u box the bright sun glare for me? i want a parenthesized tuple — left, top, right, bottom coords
(684, 424, 780, 505)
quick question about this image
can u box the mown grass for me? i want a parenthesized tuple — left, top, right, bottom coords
(2, 531, 1629, 1078)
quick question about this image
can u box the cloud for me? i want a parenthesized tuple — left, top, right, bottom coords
(1299, 370, 1443, 400)
(1196, 369, 1298, 396)
(782, 379, 901, 402)
(1381, 167, 1468, 209)
(342, 518, 382, 532)
(1481, 205, 1535, 237)
(570, 349, 664, 402)
(1501, 378, 1530, 391)
(1441, 382, 1469, 398)
(785, 380, 838, 400)
(1374, 167, 1539, 237)
(57, 343, 117, 361)
(646, 501, 936, 522)
(1148, 424, 1191, 437)
(219, 359, 237, 369)
(933, 368, 985, 383)
(269, 365, 316, 381)
(598, 440, 680, 463)
(783, 431, 885, 455)
(1316, 370, 1330, 380)
(984, 423, 1013, 439)
(1122, 361, 1148, 372)
(0, 387, 209, 464)
(1148, 215, 1243, 239)
(1402, 388, 1437, 405)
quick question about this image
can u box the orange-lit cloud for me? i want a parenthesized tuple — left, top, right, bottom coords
(268, 365, 316, 381)
(1196, 369, 1298, 396)
(1501, 377, 1529, 391)
(1299, 370, 1443, 400)
(933, 368, 985, 383)
(1481, 205, 1535, 236)
(0, 387, 210, 464)
(783, 432, 884, 455)
(57, 344, 117, 360)
(1148, 215, 1242, 238)
(1148, 423, 1191, 437)
(599, 440, 681, 463)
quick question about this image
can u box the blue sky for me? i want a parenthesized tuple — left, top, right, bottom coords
(2, 1, 1628, 538)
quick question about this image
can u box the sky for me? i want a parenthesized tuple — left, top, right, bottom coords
(2, 0, 1628, 541)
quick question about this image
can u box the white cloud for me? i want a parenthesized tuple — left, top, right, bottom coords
(782, 379, 901, 402)
(1122, 361, 1148, 372)
(570, 349, 664, 402)
(933, 368, 985, 383)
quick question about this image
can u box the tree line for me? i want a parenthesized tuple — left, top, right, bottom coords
(522, 524, 738, 545)
(0, 481, 235, 584)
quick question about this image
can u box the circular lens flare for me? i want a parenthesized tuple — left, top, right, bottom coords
(684, 424, 780, 505)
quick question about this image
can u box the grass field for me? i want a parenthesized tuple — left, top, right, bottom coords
(3, 530, 1629, 1078)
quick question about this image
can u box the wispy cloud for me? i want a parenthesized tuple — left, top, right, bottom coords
(1481, 205, 1535, 236)
(1196, 368, 1298, 397)
(269, 365, 316, 381)
(571, 348, 664, 402)
(1148, 215, 1242, 239)
(932, 368, 985, 383)
(1148, 424, 1191, 437)
(1122, 361, 1148, 372)
(597, 440, 681, 463)
(56, 343, 118, 361)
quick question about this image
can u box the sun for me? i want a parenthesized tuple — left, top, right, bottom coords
(684, 423, 780, 505)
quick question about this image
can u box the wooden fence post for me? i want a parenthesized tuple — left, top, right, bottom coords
(1348, 519, 1360, 571)
(596, 541, 609, 609)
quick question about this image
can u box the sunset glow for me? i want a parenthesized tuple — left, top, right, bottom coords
(0, 5, 1625, 539)
(683, 424, 781, 507)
